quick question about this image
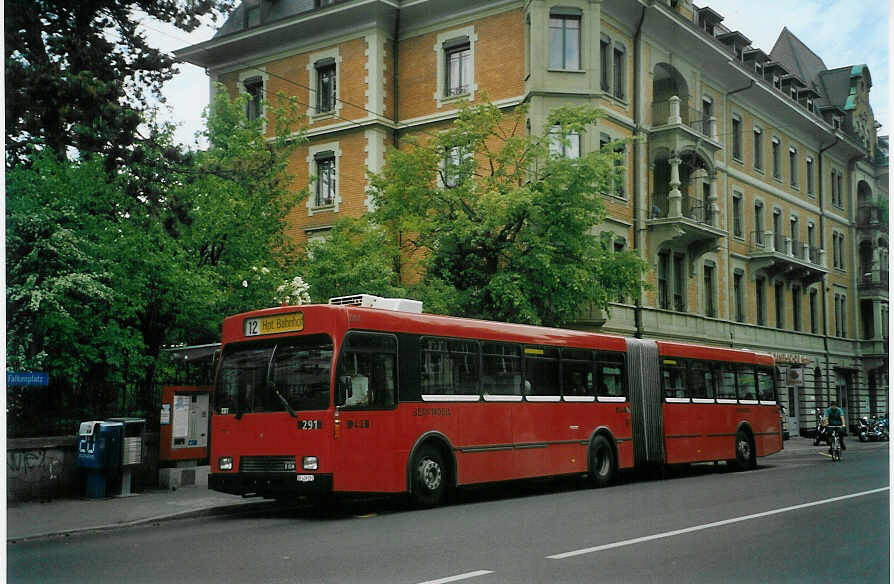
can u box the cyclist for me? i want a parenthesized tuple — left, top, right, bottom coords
(824, 401, 847, 452)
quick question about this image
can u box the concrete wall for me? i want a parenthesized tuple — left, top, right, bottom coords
(7, 433, 160, 503)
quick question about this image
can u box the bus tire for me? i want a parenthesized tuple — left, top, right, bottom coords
(410, 445, 447, 507)
(733, 429, 756, 471)
(588, 435, 616, 488)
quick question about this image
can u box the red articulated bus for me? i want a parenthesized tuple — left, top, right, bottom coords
(208, 295, 782, 506)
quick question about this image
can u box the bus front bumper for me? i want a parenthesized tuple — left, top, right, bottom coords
(209, 472, 333, 498)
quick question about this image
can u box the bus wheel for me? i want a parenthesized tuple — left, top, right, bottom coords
(411, 445, 446, 507)
(733, 429, 756, 471)
(588, 435, 616, 487)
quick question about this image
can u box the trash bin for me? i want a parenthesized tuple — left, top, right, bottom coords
(77, 421, 124, 498)
(106, 417, 146, 496)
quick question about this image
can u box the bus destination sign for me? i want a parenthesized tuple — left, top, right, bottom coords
(244, 312, 304, 337)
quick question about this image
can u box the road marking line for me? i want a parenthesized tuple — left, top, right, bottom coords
(416, 570, 494, 584)
(547, 487, 889, 560)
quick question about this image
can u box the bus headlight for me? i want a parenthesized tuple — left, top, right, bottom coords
(302, 456, 318, 470)
(218, 456, 233, 471)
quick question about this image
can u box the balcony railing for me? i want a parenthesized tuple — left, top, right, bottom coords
(651, 98, 716, 140)
(860, 270, 889, 287)
(651, 194, 715, 226)
(857, 204, 884, 227)
(750, 231, 825, 267)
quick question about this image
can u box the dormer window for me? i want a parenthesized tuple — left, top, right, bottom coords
(790, 87, 798, 101)
(773, 75, 781, 90)
(832, 116, 842, 130)
(754, 62, 763, 75)
(245, 0, 260, 28)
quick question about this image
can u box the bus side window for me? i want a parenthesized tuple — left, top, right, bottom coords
(717, 366, 737, 400)
(336, 332, 397, 409)
(757, 367, 775, 401)
(597, 352, 626, 399)
(688, 360, 716, 400)
(561, 349, 593, 397)
(737, 366, 757, 401)
(662, 358, 687, 400)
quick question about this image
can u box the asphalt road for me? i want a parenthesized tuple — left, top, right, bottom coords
(9, 446, 889, 584)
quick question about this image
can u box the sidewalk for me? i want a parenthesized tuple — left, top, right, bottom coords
(6, 467, 276, 542)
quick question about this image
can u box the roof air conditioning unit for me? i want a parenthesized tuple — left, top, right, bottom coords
(329, 294, 423, 314)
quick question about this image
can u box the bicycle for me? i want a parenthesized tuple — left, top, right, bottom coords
(828, 426, 843, 461)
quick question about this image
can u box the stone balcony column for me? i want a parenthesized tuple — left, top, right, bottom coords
(763, 230, 774, 249)
(785, 237, 792, 256)
(669, 96, 682, 125)
(668, 155, 683, 217)
(708, 173, 720, 226)
(709, 116, 717, 141)
(802, 242, 809, 260)
(818, 248, 826, 267)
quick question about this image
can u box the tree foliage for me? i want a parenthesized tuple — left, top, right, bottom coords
(5, 0, 233, 166)
(303, 100, 647, 327)
(6, 88, 306, 435)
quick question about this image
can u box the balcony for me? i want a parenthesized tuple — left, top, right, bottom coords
(648, 193, 727, 262)
(859, 269, 889, 293)
(649, 96, 721, 156)
(857, 204, 886, 231)
(748, 231, 827, 285)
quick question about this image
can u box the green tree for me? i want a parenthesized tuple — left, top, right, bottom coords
(6, 88, 306, 433)
(5, 0, 233, 166)
(362, 100, 647, 326)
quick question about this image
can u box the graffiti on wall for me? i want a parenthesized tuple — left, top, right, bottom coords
(8, 448, 66, 500)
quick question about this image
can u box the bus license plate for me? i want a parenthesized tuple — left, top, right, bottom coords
(297, 475, 315, 483)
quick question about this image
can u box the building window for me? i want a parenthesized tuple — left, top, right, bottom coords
(244, 76, 263, 121)
(792, 286, 802, 331)
(703, 263, 716, 318)
(789, 147, 798, 188)
(445, 38, 471, 97)
(834, 292, 847, 337)
(245, 0, 261, 27)
(444, 145, 472, 188)
(658, 251, 669, 310)
(734, 271, 745, 322)
(754, 201, 764, 242)
(732, 193, 743, 238)
(753, 127, 763, 171)
(549, 125, 580, 159)
(790, 216, 799, 251)
(836, 172, 844, 207)
(809, 288, 818, 333)
(673, 253, 685, 312)
(612, 43, 625, 99)
(731, 115, 742, 161)
(756, 277, 766, 326)
(832, 231, 846, 270)
(549, 11, 581, 70)
(314, 152, 336, 208)
(830, 170, 838, 206)
(316, 59, 337, 113)
(771, 137, 781, 179)
(775, 281, 785, 329)
(806, 157, 815, 196)
(600, 35, 610, 91)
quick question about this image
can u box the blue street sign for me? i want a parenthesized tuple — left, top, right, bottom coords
(7, 372, 50, 387)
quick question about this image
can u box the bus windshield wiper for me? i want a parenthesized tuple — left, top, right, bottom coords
(267, 345, 297, 418)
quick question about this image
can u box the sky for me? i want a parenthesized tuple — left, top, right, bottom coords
(147, 0, 891, 147)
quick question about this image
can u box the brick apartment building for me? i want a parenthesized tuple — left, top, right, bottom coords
(177, 0, 889, 436)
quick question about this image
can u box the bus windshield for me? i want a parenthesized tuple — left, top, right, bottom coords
(214, 334, 333, 415)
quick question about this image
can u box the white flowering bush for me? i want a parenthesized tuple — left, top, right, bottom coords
(275, 276, 312, 305)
